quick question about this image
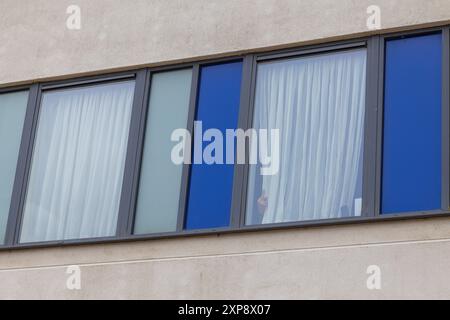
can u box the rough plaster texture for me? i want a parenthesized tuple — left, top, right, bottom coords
(1, 0, 450, 299)
(1, 217, 450, 299)
(0, 0, 450, 86)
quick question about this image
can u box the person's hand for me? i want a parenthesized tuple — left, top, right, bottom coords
(257, 192, 268, 215)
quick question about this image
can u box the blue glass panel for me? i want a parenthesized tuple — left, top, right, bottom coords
(382, 33, 442, 214)
(185, 61, 243, 229)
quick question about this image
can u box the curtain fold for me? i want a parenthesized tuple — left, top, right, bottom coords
(20, 81, 134, 243)
(247, 49, 367, 224)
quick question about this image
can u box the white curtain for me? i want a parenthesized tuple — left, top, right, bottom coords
(247, 49, 367, 224)
(20, 81, 135, 243)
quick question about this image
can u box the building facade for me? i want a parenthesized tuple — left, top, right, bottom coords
(0, 0, 450, 299)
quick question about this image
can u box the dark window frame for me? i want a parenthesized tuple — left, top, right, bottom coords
(0, 85, 36, 246)
(239, 39, 375, 228)
(5, 71, 141, 246)
(0, 26, 448, 250)
(375, 27, 450, 216)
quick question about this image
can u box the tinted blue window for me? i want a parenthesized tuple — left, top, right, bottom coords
(382, 33, 442, 214)
(185, 61, 243, 229)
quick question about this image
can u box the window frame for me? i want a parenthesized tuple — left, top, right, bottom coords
(128, 57, 247, 237)
(0, 85, 35, 246)
(375, 27, 450, 216)
(4, 71, 144, 246)
(0, 26, 448, 250)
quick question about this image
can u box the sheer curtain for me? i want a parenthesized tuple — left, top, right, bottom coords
(20, 81, 135, 243)
(246, 49, 367, 225)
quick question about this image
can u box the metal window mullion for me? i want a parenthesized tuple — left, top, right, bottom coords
(362, 36, 381, 218)
(4, 84, 41, 245)
(116, 69, 150, 237)
(230, 55, 255, 228)
(238, 56, 258, 227)
(176, 64, 200, 232)
(441, 27, 450, 211)
(373, 35, 386, 217)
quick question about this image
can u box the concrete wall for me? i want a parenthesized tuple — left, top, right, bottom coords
(1, 0, 450, 299)
(2, 217, 450, 299)
(1, 0, 450, 86)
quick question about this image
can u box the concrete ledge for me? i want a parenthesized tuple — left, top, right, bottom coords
(1, 221, 450, 299)
(1, 216, 449, 269)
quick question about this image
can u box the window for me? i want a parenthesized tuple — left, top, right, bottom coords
(134, 69, 192, 234)
(0, 91, 28, 244)
(1, 28, 449, 249)
(19, 81, 135, 243)
(185, 61, 243, 230)
(245, 49, 367, 225)
(382, 33, 443, 214)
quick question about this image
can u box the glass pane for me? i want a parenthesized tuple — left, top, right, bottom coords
(382, 33, 442, 214)
(185, 61, 243, 230)
(0, 91, 28, 244)
(134, 69, 192, 234)
(20, 81, 135, 243)
(246, 49, 367, 225)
